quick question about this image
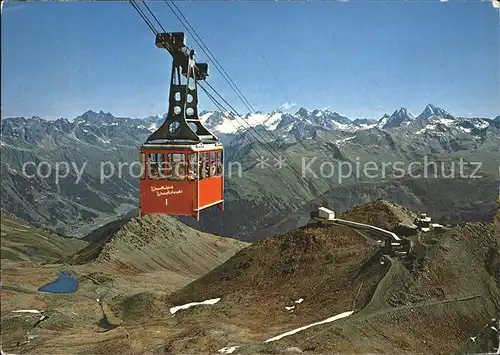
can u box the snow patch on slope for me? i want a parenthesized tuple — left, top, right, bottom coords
(265, 311, 354, 342)
(148, 123, 158, 132)
(169, 298, 221, 315)
(335, 136, 356, 144)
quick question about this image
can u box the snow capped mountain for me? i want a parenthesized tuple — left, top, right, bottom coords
(62, 110, 167, 134)
(145, 105, 499, 145)
(3, 106, 497, 150)
(377, 108, 415, 129)
(200, 110, 283, 134)
(47, 105, 491, 142)
(416, 104, 452, 120)
(193, 105, 499, 147)
(310, 109, 353, 129)
(75, 110, 126, 124)
(198, 107, 361, 139)
(414, 114, 491, 139)
(200, 111, 236, 134)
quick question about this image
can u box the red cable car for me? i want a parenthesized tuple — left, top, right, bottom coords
(139, 32, 224, 220)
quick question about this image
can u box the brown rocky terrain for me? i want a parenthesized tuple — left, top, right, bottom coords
(1, 209, 87, 264)
(155, 201, 499, 354)
(1, 200, 498, 354)
(0, 215, 248, 354)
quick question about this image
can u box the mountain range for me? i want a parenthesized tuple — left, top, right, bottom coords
(1, 103, 499, 353)
(1, 104, 499, 240)
(4, 104, 495, 144)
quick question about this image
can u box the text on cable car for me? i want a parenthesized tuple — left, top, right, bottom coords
(150, 185, 183, 197)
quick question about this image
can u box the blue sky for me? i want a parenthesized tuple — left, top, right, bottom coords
(2, 1, 499, 120)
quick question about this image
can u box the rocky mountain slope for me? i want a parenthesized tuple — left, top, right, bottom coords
(0, 209, 87, 264)
(180, 169, 499, 242)
(153, 201, 500, 354)
(1, 105, 498, 241)
(277, 222, 499, 355)
(0, 214, 249, 354)
(493, 197, 500, 287)
(0, 111, 158, 237)
(0, 199, 498, 354)
(180, 108, 500, 239)
(166, 201, 414, 328)
(65, 214, 249, 277)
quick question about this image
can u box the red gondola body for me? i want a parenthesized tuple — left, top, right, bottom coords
(139, 32, 224, 220)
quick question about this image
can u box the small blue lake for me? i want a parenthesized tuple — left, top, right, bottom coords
(38, 271, 79, 293)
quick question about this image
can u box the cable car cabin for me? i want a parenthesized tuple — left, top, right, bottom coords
(139, 145, 224, 220)
(138, 31, 224, 220)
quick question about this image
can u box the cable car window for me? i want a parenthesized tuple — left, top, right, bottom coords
(216, 151, 223, 175)
(205, 152, 210, 178)
(165, 153, 172, 179)
(140, 153, 146, 179)
(199, 152, 208, 179)
(157, 153, 167, 179)
(148, 153, 160, 179)
(168, 153, 186, 181)
(188, 153, 198, 181)
(199, 153, 205, 179)
(209, 152, 217, 177)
